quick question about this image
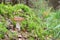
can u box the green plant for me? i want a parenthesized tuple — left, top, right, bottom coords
(0, 22, 8, 38)
(0, 3, 60, 40)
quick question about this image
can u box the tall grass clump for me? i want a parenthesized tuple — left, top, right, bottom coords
(0, 2, 60, 40)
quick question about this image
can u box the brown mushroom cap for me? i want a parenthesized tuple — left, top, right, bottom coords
(14, 17, 24, 21)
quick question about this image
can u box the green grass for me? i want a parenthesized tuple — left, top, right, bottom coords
(0, 3, 60, 40)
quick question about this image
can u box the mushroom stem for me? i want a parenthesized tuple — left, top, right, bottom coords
(16, 21, 20, 31)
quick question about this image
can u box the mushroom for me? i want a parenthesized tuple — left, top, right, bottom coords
(14, 16, 24, 32)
